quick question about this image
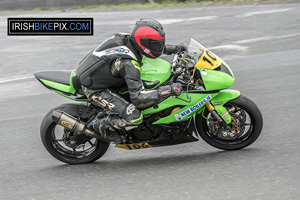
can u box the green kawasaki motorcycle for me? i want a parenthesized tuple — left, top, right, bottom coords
(35, 39, 263, 164)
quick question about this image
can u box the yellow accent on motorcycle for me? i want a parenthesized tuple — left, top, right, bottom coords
(205, 102, 215, 112)
(171, 107, 181, 114)
(61, 121, 73, 129)
(195, 49, 221, 70)
(165, 107, 181, 125)
(115, 142, 152, 150)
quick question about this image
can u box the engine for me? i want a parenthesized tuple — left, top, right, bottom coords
(133, 126, 155, 141)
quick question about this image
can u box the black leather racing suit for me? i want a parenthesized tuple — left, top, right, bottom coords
(76, 33, 161, 132)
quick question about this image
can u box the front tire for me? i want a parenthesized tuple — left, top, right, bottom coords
(40, 104, 110, 164)
(195, 95, 263, 150)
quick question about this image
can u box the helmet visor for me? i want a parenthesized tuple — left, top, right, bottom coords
(141, 38, 165, 52)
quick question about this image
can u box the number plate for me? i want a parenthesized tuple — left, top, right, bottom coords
(195, 49, 221, 70)
(115, 142, 152, 150)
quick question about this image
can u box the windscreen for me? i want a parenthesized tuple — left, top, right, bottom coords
(184, 38, 221, 70)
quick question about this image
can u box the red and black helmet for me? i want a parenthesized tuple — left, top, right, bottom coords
(130, 18, 165, 59)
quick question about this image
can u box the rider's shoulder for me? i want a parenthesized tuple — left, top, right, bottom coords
(95, 33, 129, 49)
(114, 32, 130, 38)
(106, 33, 130, 44)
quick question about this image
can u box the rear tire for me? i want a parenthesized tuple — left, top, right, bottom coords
(195, 95, 263, 150)
(40, 104, 109, 164)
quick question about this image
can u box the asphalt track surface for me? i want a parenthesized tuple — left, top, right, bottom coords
(0, 3, 300, 200)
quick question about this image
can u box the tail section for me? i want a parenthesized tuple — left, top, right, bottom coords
(34, 70, 88, 101)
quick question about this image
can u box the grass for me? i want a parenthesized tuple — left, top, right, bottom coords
(1, 0, 299, 12)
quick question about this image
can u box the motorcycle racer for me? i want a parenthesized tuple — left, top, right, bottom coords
(76, 18, 186, 142)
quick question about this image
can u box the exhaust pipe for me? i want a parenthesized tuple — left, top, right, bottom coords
(52, 111, 105, 141)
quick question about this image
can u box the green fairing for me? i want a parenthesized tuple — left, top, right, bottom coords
(69, 71, 76, 92)
(195, 51, 235, 91)
(143, 90, 240, 125)
(40, 78, 76, 94)
(143, 92, 193, 115)
(143, 93, 218, 124)
(200, 68, 235, 91)
(141, 57, 171, 89)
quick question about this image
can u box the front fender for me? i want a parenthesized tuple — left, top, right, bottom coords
(210, 89, 241, 106)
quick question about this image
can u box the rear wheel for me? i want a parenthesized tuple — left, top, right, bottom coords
(40, 104, 109, 164)
(195, 95, 263, 150)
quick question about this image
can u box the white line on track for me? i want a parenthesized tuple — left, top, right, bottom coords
(237, 8, 293, 18)
(234, 33, 300, 44)
(208, 44, 248, 52)
(187, 16, 218, 21)
(154, 16, 219, 25)
(0, 76, 34, 84)
(0, 114, 45, 122)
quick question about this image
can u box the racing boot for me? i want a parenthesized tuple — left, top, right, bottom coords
(93, 115, 130, 143)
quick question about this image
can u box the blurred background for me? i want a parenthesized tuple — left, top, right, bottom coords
(0, 0, 300, 200)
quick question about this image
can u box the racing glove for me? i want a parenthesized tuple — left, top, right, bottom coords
(164, 44, 187, 55)
(158, 83, 182, 98)
(171, 83, 182, 96)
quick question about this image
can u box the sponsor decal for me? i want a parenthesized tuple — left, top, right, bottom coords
(222, 112, 229, 119)
(91, 96, 115, 110)
(144, 48, 150, 54)
(175, 95, 212, 121)
(175, 114, 183, 121)
(93, 46, 137, 60)
(214, 102, 223, 106)
(105, 47, 130, 54)
(61, 121, 73, 129)
(160, 89, 171, 97)
(7, 18, 93, 36)
(126, 104, 136, 115)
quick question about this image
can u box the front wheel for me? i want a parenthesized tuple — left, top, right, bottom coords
(40, 104, 110, 164)
(195, 95, 263, 150)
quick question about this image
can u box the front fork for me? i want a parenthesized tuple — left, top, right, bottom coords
(205, 102, 231, 129)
